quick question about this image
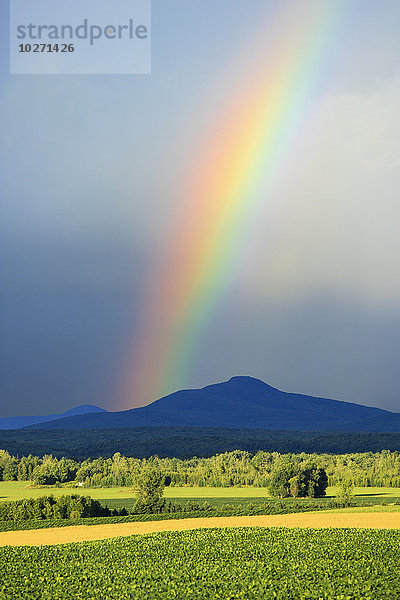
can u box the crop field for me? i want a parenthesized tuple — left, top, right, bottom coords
(1, 527, 399, 599)
(319, 505, 400, 514)
(1, 511, 400, 546)
(1, 481, 399, 502)
(100, 496, 331, 513)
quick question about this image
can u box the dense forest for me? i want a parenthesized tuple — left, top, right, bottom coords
(1, 449, 399, 488)
(1, 427, 400, 459)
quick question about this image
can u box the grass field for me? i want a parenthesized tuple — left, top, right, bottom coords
(1, 527, 399, 599)
(163, 485, 400, 498)
(1, 481, 399, 502)
(0, 481, 138, 502)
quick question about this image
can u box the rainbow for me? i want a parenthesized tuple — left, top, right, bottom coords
(117, 0, 351, 409)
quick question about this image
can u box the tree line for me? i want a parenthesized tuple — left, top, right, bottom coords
(1, 448, 399, 488)
(0, 495, 113, 522)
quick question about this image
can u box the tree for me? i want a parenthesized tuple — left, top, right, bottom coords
(335, 480, 355, 506)
(302, 467, 329, 498)
(289, 475, 303, 498)
(268, 464, 328, 498)
(268, 465, 297, 498)
(132, 468, 166, 512)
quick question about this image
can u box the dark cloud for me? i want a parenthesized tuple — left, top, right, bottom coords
(1, 0, 399, 417)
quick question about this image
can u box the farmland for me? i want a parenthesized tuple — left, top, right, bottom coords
(1, 480, 399, 503)
(1, 527, 399, 599)
(1, 511, 400, 546)
(1, 462, 399, 599)
(0, 481, 273, 501)
(1, 477, 399, 599)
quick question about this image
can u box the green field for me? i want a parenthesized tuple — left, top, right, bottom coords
(0, 481, 136, 502)
(0, 482, 272, 501)
(1, 527, 399, 599)
(0, 481, 399, 503)
(164, 485, 400, 499)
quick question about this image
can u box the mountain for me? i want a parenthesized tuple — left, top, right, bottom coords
(0, 405, 107, 430)
(26, 376, 400, 432)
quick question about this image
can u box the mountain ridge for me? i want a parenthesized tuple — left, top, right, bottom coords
(0, 405, 107, 430)
(25, 376, 400, 432)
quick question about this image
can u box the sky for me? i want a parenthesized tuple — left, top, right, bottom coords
(1, 0, 400, 417)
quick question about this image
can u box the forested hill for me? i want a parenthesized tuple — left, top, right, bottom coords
(1, 428, 399, 460)
(27, 376, 400, 432)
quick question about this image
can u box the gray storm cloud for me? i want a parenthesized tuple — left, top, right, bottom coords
(0, 0, 399, 416)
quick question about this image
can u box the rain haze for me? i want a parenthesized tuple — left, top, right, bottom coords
(1, 0, 399, 417)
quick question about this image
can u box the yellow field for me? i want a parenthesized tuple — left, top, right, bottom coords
(319, 504, 400, 514)
(1, 511, 400, 547)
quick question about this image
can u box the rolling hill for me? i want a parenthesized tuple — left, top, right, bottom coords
(25, 376, 400, 432)
(0, 405, 107, 430)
